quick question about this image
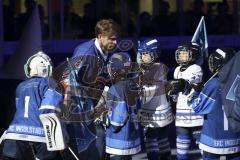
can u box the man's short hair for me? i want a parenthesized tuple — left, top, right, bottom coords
(95, 19, 120, 37)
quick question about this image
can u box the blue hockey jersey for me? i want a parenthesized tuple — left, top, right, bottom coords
(5, 77, 63, 143)
(106, 80, 141, 155)
(192, 77, 240, 154)
(72, 39, 107, 85)
(67, 39, 108, 116)
(64, 39, 110, 153)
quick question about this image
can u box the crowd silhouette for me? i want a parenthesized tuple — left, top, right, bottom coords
(2, 0, 237, 41)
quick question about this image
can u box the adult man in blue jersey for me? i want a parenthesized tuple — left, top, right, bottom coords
(1, 52, 65, 160)
(72, 18, 120, 95)
(188, 48, 240, 160)
(62, 19, 121, 160)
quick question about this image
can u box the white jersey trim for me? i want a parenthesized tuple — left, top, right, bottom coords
(140, 106, 174, 127)
(39, 105, 61, 112)
(106, 145, 141, 155)
(199, 143, 240, 154)
(4, 133, 46, 143)
(110, 121, 125, 127)
(141, 115, 174, 127)
(175, 117, 203, 127)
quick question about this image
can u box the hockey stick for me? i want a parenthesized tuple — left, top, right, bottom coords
(67, 147, 79, 160)
(29, 142, 39, 160)
(0, 130, 7, 145)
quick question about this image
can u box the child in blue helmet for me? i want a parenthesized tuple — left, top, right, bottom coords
(137, 39, 174, 160)
(105, 52, 142, 160)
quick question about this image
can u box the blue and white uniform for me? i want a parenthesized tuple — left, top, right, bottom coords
(140, 63, 173, 160)
(73, 39, 108, 87)
(192, 77, 240, 159)
(141, 63, 173, 127)
(2, 77, 63, 160)
(4, 77, 62, 142)
(63, 39, 109, 160)
(106, 80, 141, 156)
(174, 64, 204, 127)
(174, 64, 203, 160)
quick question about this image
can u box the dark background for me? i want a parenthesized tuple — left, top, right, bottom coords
(0, 0, 240, 159)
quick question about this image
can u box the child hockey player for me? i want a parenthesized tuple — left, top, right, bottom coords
(169, 42, 204, 160)
(190, 48, 240, 160)
(137, 38, 174, 160)
(105, 52, 141, 160)
(1, 52, 65, 160)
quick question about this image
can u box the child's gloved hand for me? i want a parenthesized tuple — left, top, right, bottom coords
(168, 79, 189, 95)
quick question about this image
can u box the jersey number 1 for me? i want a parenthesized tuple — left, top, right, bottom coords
(24, 96, 30, 118)
(222, 105, 228, 131)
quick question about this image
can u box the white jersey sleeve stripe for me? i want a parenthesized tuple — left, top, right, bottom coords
(39, 105, 61, 112)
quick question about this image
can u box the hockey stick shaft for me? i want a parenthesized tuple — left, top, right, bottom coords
(0, 130, 7, 145)
(29, 143, 39, 160)
(68, 147, 79, 160)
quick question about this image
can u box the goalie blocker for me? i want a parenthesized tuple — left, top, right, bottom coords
(40, 113, 67, 151)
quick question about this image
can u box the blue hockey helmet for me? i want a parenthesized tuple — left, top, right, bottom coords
(137, 39, 161, 64)
(107, 52, 131, 81)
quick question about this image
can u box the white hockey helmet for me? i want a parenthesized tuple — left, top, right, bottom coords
(24, 51, 53, 78)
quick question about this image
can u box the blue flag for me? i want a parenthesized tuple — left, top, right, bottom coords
(219, 51, 240, 132)
(191, 16, 208, 65)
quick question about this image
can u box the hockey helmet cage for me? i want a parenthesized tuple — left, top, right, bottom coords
(137, 39, 161, 64)
(175, 42, 200, 66)
(107, 52, 131, 81)
(208, 48, 236, 73)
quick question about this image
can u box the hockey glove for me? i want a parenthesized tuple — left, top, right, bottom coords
(168, 79, 189, 95)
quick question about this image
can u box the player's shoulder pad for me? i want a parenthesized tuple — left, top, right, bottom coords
(73, 39, 95, 57)
(173, 66, 181, 79)
(186, 64, 202, 72)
